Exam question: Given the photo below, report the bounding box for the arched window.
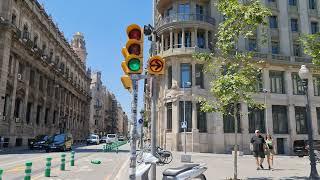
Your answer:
[33,34,39,49]
[11,12,17,25]
[22,24,29,40]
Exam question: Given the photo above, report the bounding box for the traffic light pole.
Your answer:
[129,77,138,180]
[150,76,157,180]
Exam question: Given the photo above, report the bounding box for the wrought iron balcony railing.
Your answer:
[156,14,215,28]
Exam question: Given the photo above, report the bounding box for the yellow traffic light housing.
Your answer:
[121,24,144,75]
[121,75,132,91]
[147,56,165,75]
[121,61,129,75]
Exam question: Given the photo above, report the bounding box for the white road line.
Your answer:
[114,157,130,180]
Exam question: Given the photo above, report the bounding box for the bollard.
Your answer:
[70,151,75,166]
[91,160,101,164]
[0,168,3,180]
[24,162,32,180]
[45,157,52,177]
[60,154,66,171]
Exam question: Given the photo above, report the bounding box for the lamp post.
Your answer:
[181,81,191,162]
[139,110,144,150]
[298,65,319,179]
[262,89,269,134]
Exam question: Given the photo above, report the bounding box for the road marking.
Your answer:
[113,157,129,180]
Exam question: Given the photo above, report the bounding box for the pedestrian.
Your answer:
[250,130,266,170]
[265,134,275,170]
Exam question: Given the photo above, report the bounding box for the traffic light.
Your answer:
[122,24,144,74]
[147,55,165,75]
[121,75,132,91]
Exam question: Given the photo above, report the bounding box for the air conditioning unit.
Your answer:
[2,116,6,121]
[15,118,20,123]
[17,73,22,80]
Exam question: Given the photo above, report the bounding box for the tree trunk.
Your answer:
[233,103,238,180]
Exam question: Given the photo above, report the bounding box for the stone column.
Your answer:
[41,78,48,132]
[205,30,209,49]
[288,104,296,153]
[169,29,173,50]
[9,59,19,143]
[172,100,179,151]
[192,63,196,88]
[161,34,164,53]
[298,0,310,34]
[241,103,250,154]
[262,68,270,91]
[285,69,293,95]
[182,28,185,48]
[174,31,178,48]
[194,27,198,48]
[22,67,30,125]
[192,102,200,152]
[278,0,291,56]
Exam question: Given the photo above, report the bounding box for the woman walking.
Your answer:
[265,134,275,170]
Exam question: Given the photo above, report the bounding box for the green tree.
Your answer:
[300,33,320,65]
[194,0,271,179]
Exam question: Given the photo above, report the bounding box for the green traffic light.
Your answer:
[128,58,140,71]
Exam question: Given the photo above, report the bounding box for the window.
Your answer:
[185,31,191,47]
[271,41,279,54]
[36,105,41,125]
[22,24,29,39]
[53,110,57,124]
[291,19,299,32]
[292,73,305,95]
[180,64,192,88]
[314,76,320,96]
[165,7,173,17]
[272,105,288,134]
[248,39,257,51]
[293,44,301,57]
[18,63,24,80]
[248,107,265,133]
[197,32,205,48]
[197,103,207,132]
[178,3,190,20]
[317,108,320,134]
[167,66,172,89]
[14,98,22,118]
[311,22,319,34]
[295,106,307,134]
[256,71,263,92]
[270,71,285,94]
[44,108,49,125]
[309,0,317,9]
[195,64,204,89]
[269,16,278,28]
[26,102,32,124]
[33,35,38,48]
[196,4,204,20]
[223,104,241,133]
[167,102,172,131]
[179,101,192,132]
[11,13,16,25]
[289,0,297,6]
[178,32,182,48]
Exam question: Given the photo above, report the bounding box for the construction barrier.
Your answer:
[24,162,32,180]
[60,154,66,171]
[102,141,127,152]
[45,157,52,177]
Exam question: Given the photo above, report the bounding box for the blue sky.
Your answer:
[38,0,153,115]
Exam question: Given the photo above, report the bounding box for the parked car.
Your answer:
[29,135,50,150]
[45,133,73,152]
[86,134,100,145]
[100,136,108,143]
[294,140,320,157]
[118,136,125,141]
[106,134,117,144]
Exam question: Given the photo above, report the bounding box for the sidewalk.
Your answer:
[117,150,315,180]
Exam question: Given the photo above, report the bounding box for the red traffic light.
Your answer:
[128,43,141,55]
[128,29,141,40]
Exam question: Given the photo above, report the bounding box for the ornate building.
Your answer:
[152,0,320,154]
[0,0,91,147]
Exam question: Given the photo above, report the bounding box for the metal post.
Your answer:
[263,89,269,134]
[129,77,138,180]
[150,76,157,180]
[303,80,320,179]
[183,83,186,154]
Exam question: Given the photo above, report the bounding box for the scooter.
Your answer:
[136,153,207,180]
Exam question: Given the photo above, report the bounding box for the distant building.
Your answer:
[0,0,91,147]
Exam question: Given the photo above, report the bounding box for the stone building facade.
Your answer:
[0,0,91,147]
[153,0,320,154]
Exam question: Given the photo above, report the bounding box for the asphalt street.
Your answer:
[0,143,130,180]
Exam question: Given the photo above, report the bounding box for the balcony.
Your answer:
[156,14,215,29]
[265,0,278,10]
[252,52,312,64]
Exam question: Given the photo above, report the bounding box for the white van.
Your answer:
[106,134,117,144]
[86,134,100,145]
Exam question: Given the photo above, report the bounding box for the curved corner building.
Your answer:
[152,0,320,155]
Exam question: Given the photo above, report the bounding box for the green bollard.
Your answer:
[91,160,101,164]
[45,157,52,177]
[70,151,75,166]
[60,154,66,171]
[0,168,3,180]
[103,144,106,152]
[24,162,32,180]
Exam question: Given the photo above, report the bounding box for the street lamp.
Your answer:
[140,110,144,149]
[182,81,191,161]
[298,65,319,179]
[262,89,269,134]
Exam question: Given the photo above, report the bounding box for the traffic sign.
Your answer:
[181,121,187,129]
[147,56,165,75]
[138,118,143,124]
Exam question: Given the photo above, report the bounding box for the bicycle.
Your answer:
[137,146,172,165]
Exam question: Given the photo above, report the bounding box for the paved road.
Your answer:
[0,143,130,180]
